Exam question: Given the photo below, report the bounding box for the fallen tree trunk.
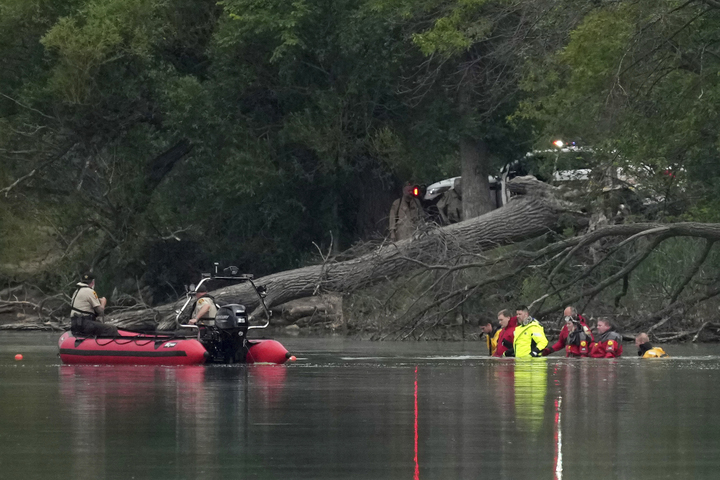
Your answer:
[110,176,586,329]
[7,175,720,336]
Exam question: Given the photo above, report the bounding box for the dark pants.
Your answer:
[71,316,119,337]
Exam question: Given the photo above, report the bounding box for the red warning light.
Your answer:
[412,186,420,197]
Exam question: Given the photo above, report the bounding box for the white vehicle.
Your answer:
[424,175,505,209]
[423,145,597,212]
[421,143,666,216]
[424,176,461,201]
[552,169,591,182]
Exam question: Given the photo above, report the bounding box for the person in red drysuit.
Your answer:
[493,309,517,357]
[541,306,594,357]
[589,318,623,358]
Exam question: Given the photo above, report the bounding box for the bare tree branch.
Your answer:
[0,92,55,120]
[668,238,715,304]
[536,233,671,318]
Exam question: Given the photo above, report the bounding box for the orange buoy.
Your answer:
[14,354,23,361]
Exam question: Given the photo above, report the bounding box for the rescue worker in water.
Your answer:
[480,319,501,356]
[511,306,548,357]
[494,309,517,357]
[589,318,623,358]
[635,333,669,358]
[542,306,593,357]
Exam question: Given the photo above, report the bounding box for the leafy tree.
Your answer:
[519,0,720,220]
[0,0,217,290]
[367,0,570,218]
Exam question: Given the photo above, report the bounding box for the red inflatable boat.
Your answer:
[59,266,296,366]
[58,330,292,365]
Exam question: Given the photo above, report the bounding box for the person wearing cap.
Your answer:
[512,305,548,358]
[189,284,217,325]
[494,309,517,357]
[389,182,423,241]
[70,273,118,336]
[541,306,593,357]
[589,318,623,358]
[480,318,502,356]
[635,333,669,358]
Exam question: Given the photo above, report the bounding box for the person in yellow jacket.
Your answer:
[635,333,669,358]
[513,306,548,357]
[480,320,502,356]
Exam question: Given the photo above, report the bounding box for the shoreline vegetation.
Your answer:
[1,315,712,346]
[3,280,719,344]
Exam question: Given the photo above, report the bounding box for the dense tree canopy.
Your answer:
[519,0,720,220]
[1,0,719,314]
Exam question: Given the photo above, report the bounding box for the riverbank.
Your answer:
[2,285,718,343]
[0,313,706,347]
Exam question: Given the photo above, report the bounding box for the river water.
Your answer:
[0,332,718,479]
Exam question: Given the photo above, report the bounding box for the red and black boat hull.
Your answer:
[58,331,291,365]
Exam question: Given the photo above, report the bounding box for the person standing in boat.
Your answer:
[189,284,217,325]
[635,333,669,358]
[512,306,548,358]
[70,272,118,336]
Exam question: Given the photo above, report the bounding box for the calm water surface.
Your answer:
[0,332,719,479]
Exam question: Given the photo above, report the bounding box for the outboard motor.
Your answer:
[215,304,249,332]
[205,304,249,363]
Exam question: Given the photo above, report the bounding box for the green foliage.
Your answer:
[626,237,720,314]
[40,0,167,103]
[221,0,317,62]
[0,203,54,268]
[519,1,720,215]
[519,275,546,307]
[559,7,634,97]
[413,14,478,57]
[2,0,720,309]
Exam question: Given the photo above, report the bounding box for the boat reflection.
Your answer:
[57,364,288,480]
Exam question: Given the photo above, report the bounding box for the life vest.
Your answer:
[638,342,669,358]
[565,328,592,357]
[590,331,624,358]
[486,327,501,356]
[494,317,518,357]
[642,347,668,358]
[548,316,593,354]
